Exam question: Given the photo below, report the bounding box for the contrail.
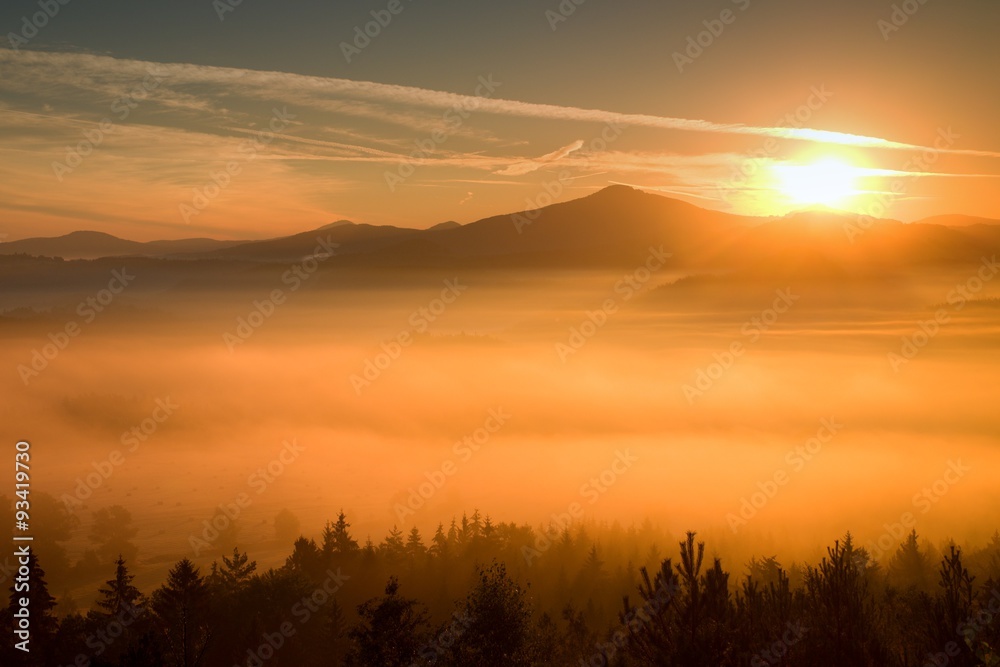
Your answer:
[498,140,586,175]
[4,50,1000,159]
[224,127,404,158]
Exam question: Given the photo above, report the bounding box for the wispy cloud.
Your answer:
[497,140,585,175]
[0,48,997,237]
[4,50,999,157]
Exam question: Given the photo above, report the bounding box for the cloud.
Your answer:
[4,50,999,158]
[497,140,585,176]
[223,127,405,159]
[1,48,998,236]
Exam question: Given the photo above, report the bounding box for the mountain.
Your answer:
[289,185,759,269]
[0,230,242,260]
[164,185,756,267]
[706,207,1000,274]
[3,186,999,271]
[428,221,462,231]
[423,185,754,264]
[917,214,1000,227]
[411,186,999,270]
[195,221,423,262]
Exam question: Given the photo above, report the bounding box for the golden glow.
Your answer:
[773,158,860,208]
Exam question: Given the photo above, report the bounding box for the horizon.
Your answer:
[2,0,1000,242]
[3,185,997,244]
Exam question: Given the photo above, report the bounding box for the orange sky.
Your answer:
[1,2,998,241]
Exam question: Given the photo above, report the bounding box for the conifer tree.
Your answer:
[211,547,257,593]
[382,525,406,562]
[348,577,427,666]
[405,526,426,560]
[429,523,449,560]
[95,555,145,618]
[89,555,147,665]
[448,561,534,666]
[151,558,212,667]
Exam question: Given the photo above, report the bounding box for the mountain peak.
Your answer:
[786,204,852,216]
[428,220,462,231]
[318,220,355,230]
[778,207,861,226]
[590,184,643,199]
[60,230,126,241]
[584,184,699,211]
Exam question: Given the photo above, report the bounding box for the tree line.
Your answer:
[2,504,1000,666]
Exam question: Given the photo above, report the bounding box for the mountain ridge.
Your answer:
[2,186,998,269]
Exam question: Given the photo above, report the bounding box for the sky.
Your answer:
[1,0,998,241]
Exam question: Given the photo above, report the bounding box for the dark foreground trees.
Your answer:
[151,558,212,667]
[347,576,428,666]
[3,513,1000,666]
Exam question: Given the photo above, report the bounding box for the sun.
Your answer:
[773,158,860,208]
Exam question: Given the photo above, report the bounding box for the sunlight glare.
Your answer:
[773,158,860,208]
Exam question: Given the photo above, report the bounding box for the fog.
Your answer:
[2,263,999,602]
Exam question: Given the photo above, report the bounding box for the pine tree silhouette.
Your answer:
[347,576,428,667]
[211,547,257,593]
[888,529,933,593]
[88,555,147,665]
[448,561,535,666]
[804,534,887,666]
[324,510,360,560]
[934,545,977,666]
[94,554,145,618]
[405,526,427,561]
[151,559,212,667]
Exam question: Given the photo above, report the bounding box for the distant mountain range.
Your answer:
[2,186,998,270]
[0,230,242,261]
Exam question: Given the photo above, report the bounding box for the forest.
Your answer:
[2,497,1000,666]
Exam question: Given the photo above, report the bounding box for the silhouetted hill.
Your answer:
[917,213,1000,227]
[418,185,754,266]
[428,220,462,231]
[702,207,1000,273]
[4,187,999,271]
[184,187,1000,270]
[194,221,422,262]
[0,230,242,260]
